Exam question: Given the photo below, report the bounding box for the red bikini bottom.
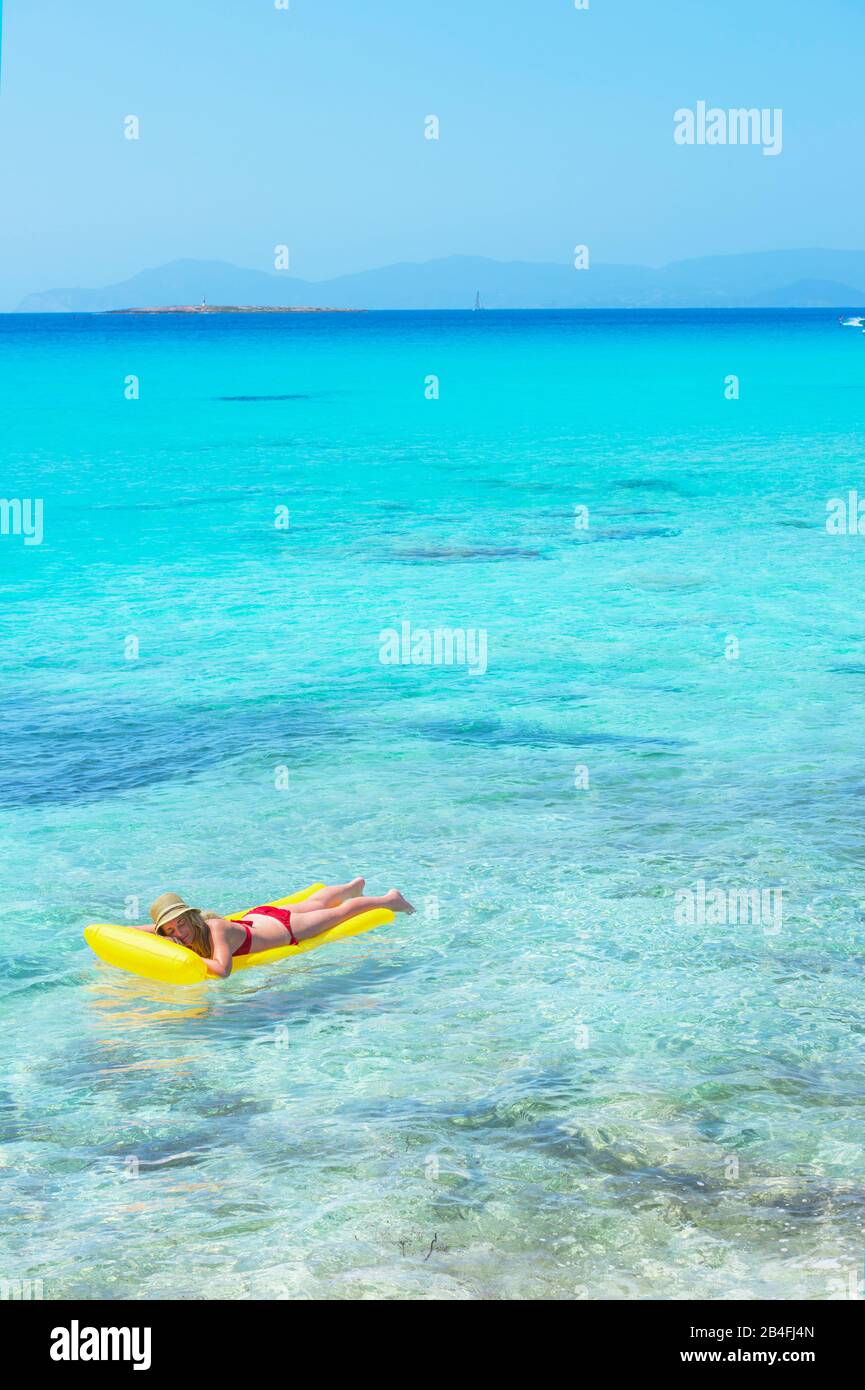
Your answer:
[233,904,298,957]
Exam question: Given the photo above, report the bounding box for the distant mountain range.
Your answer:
[16,250,865,312]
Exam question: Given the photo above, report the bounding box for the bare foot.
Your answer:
[345,877,365,900]
[385,889,415,915]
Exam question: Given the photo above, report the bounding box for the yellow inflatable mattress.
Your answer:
[84,883,395,985]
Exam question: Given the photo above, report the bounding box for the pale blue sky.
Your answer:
[0,0,863,307]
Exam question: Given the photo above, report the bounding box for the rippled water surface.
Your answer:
[2,310,864,1299]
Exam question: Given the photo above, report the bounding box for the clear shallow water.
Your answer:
[1,309,865,1300]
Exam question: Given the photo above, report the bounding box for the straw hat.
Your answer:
[150,892,194,932]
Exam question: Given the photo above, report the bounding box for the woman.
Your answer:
[136,879,414,977]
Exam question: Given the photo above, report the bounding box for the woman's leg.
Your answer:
[291,890,415,942]
[292,879,365,913]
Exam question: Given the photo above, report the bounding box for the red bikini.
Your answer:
[231,904,299,958]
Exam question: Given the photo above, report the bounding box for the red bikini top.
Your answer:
[231,922,254,958]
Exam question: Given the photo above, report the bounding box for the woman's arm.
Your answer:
[127,922,157,933]
[199,919,233,978]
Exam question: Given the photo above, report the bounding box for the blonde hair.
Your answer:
[158,908,213,958]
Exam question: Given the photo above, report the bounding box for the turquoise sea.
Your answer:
[2,308,865,1300]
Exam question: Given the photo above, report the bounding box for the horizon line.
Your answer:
[6,306,864,317]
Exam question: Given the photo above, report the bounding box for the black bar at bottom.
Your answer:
[0,1297,857,1373]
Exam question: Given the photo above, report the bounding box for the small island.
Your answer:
[105,304,363,315]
